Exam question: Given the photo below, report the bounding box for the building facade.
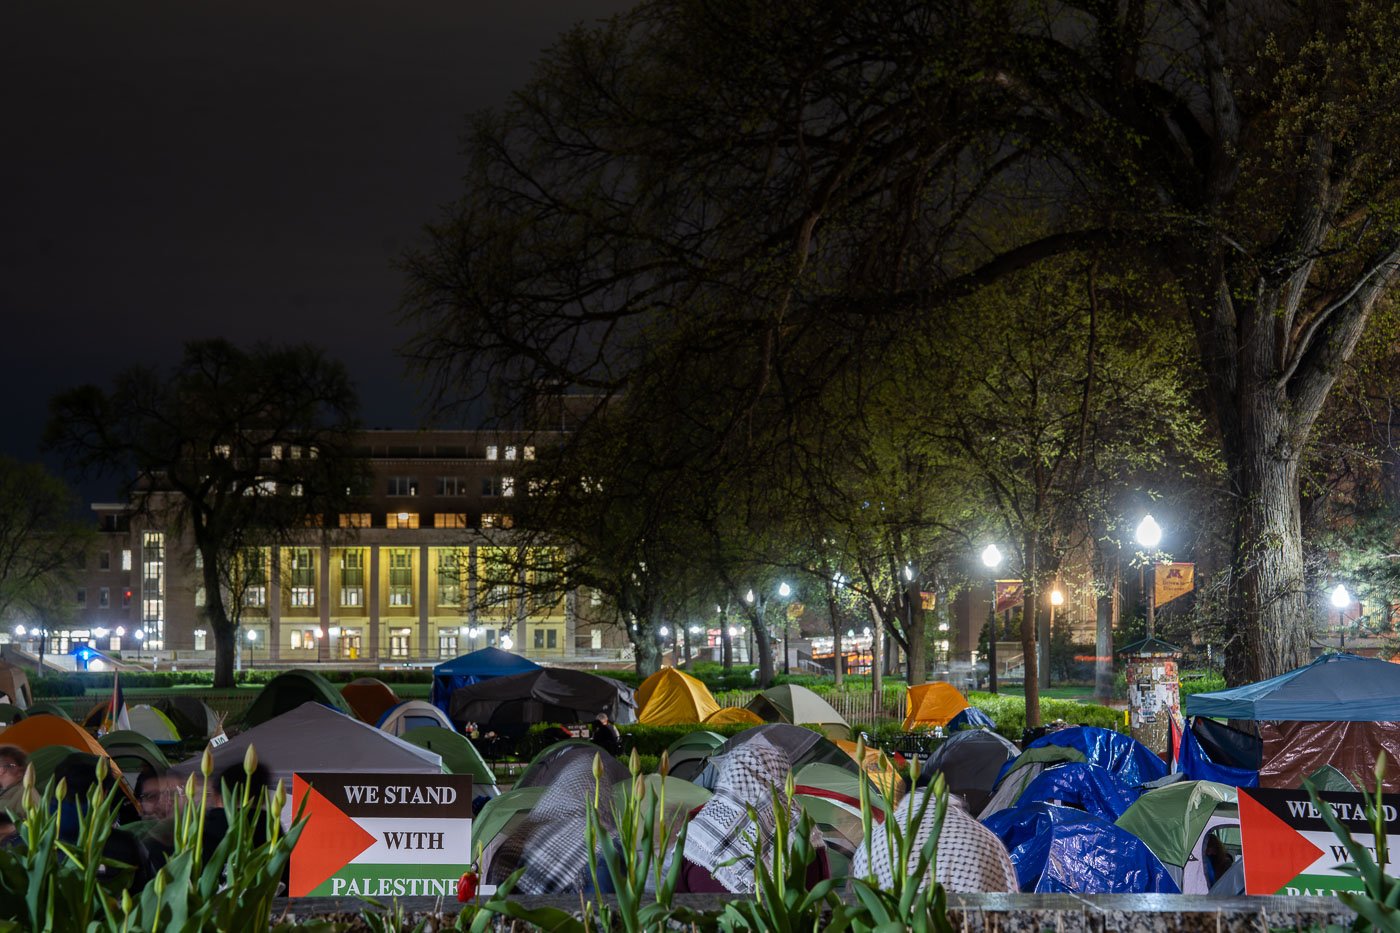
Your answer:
[53,429,630,667]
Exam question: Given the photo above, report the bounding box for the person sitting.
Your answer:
[675,743,829,893]
[590,713,622,757]
[53,754,155,890]
[0,745,33,843]
[852,789,1017,893]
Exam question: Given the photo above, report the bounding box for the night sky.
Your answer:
[1,0,634,498]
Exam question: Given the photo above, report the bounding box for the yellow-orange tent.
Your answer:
[902,682,970,730]
[835,739,904,801]
[703,706,764,727]
[637,668,720,725]
[0,714,132,799]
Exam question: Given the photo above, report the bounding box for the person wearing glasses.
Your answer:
[0,745,31,829]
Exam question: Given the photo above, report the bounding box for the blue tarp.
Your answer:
[947,707,996,732]
[1179,720,1259,787]
[1184,653,1400,722]
[1016,763,1141,822]
[431,648,542,713]
[996,726,1169,789]
[981,802,1180,894]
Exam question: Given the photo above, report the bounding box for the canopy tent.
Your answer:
[635,668,720,725]
[746,685,849,741]
[1014,763,1141,823]
[901,682,970,730]
[921,727,1020,813]
[170,702,443,803]
[703,707,763,728]
[377,700,456,736]
[1185,653,1400,790]
[982,802,1180,894]
[398,726,498,794]
[341,678,400,724]
[997,726,1169,789]
[1115,780,1240,894]
[155,695,223,740]
[448,668,637,731]
[431,648,542,714]
[240,669,354,727]
[0,662,32,709]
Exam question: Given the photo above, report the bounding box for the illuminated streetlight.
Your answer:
[778,582,791,597]
[1136,515,1165,637]
[501,634,514,650]
[980,545,1003,694]
[1332,584,1352,650]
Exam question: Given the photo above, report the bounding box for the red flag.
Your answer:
[994,580,1024,614]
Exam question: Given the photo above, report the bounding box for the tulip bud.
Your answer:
[55,778,67,803]
[121,890,133,915]
[855,736,867,761]
[658,749,670,778]
[21,763,34,794]
[95,756,109,784]
[201,745,214,778]
[909,750,922,784]
[592,753,604,783]
[629,748,641,776]
[184,773,197,801]
[1378,752,1388,783]
[244,744,258,776]
[272,779,287,813]
[784,769,796,802]
[633,773,644,801]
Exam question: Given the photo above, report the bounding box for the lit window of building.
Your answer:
[121,550,132,571]
[523,446,535,460]
[388,549,413,606]
[481,513,514,529]
[340,550,364,607]
[505,445,517,460]
[387,512,420,530]
[485,445,498,460]
[339,513,372,528]
[502,476,515,497]
[434,513,468,528]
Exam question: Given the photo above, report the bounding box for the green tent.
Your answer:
[240,669,354,727]
[746,685,849,741]
[399,726,497,790]
[1305,764,1359,793]
[664,730,726,757]
[515,739,605,788]
[98,730,171,778]
[473,785,546,854]
[792,762,887,847]
[1114,780,1237,893]
[0,704,25,726]
[25,701,73,721]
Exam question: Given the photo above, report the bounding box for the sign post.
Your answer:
[290,772,474,899]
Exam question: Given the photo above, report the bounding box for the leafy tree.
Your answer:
[404,0,1400,685]
[44,340,366,687]
[0,458,92,631]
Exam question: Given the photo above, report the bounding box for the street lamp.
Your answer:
[777,582,792,674]
[134,628,144,662]
[981,545,1003,694]
[1045,589,1064,689]
[1136,515,1163,638]
[1331,584,1351,650]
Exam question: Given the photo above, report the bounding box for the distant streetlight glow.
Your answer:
[778,582,791,597]
[1050,590,1064,606]
[501,634,514,650]
[1331,584,1351,608]
[904,565,913,581]
[246,630,257,642]
[745,589,755,603]
[1136,514,1162,548]
[660,626,670,637]
[981,545,1002,569]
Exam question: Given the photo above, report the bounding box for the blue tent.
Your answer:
[946,707,996,732]
[1015,763,1141,822]
[1185,653,1400,722]
[1178,722,1258,787]
[431,648,542,713]
[982,802,1180,894]
[995,726,1169,789]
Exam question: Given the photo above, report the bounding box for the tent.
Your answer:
[240,669,354,727]
[448,668,637,731]
[1013,763,1140,822]
[982,802,1180,894]
[946,707,997,733]
[0,662,33,709]
[979,746,1088,820]
[1114,780,1240,894]
[663,731,727,779]
[127,705,182,745]
[431,648,542,714]
[901,682,970,730]
[377,700,456,736]
[399,726,498,795]
[341,678,400,724]
[474,786,547,854]
[746,684,849,741]
[635,668,719,725]
[685,723,857,790]
[170,702,443,804]
[703,707,763,728]
[26,701,73,721]
[996,726,1169,789]
[1185,653,1400,790]
[98,730,171,773]
[515,739,612,788]
[834,739,904,801]
[0,714,124,787]
[921,727,1020,813]
[0,704,25,726]
[155,695,223,740]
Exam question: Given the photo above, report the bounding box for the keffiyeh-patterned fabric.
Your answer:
[486,746,629,893]
[852,791,1018,893]
[682,742,798,892]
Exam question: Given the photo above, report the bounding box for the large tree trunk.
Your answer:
[1224,393,1312,684]
[633,632,661,677]
[720,601,733,670]
[904,584,927,687]
[751,605,774,686]
[1020,532,1042,730]
[826,585,843,688]
[202,557,237,688]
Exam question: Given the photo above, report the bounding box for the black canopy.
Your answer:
[448,667,637,730]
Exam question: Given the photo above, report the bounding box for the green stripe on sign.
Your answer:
[312,863,471,899]
[1274,873,1366,896]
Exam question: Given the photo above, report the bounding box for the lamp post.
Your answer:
[1331,584,1351,650]
[1136,515,1163,639]
[778,582,792,674]
[1045,589,1063,689]
[981,545,1002,694]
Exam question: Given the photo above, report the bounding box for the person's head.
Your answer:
[137,774,180,820]
[0,746,27,791]
[596,713,610,726]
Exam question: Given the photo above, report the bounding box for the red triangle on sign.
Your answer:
[289,775,378,897]
[1238,790,1326,894]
